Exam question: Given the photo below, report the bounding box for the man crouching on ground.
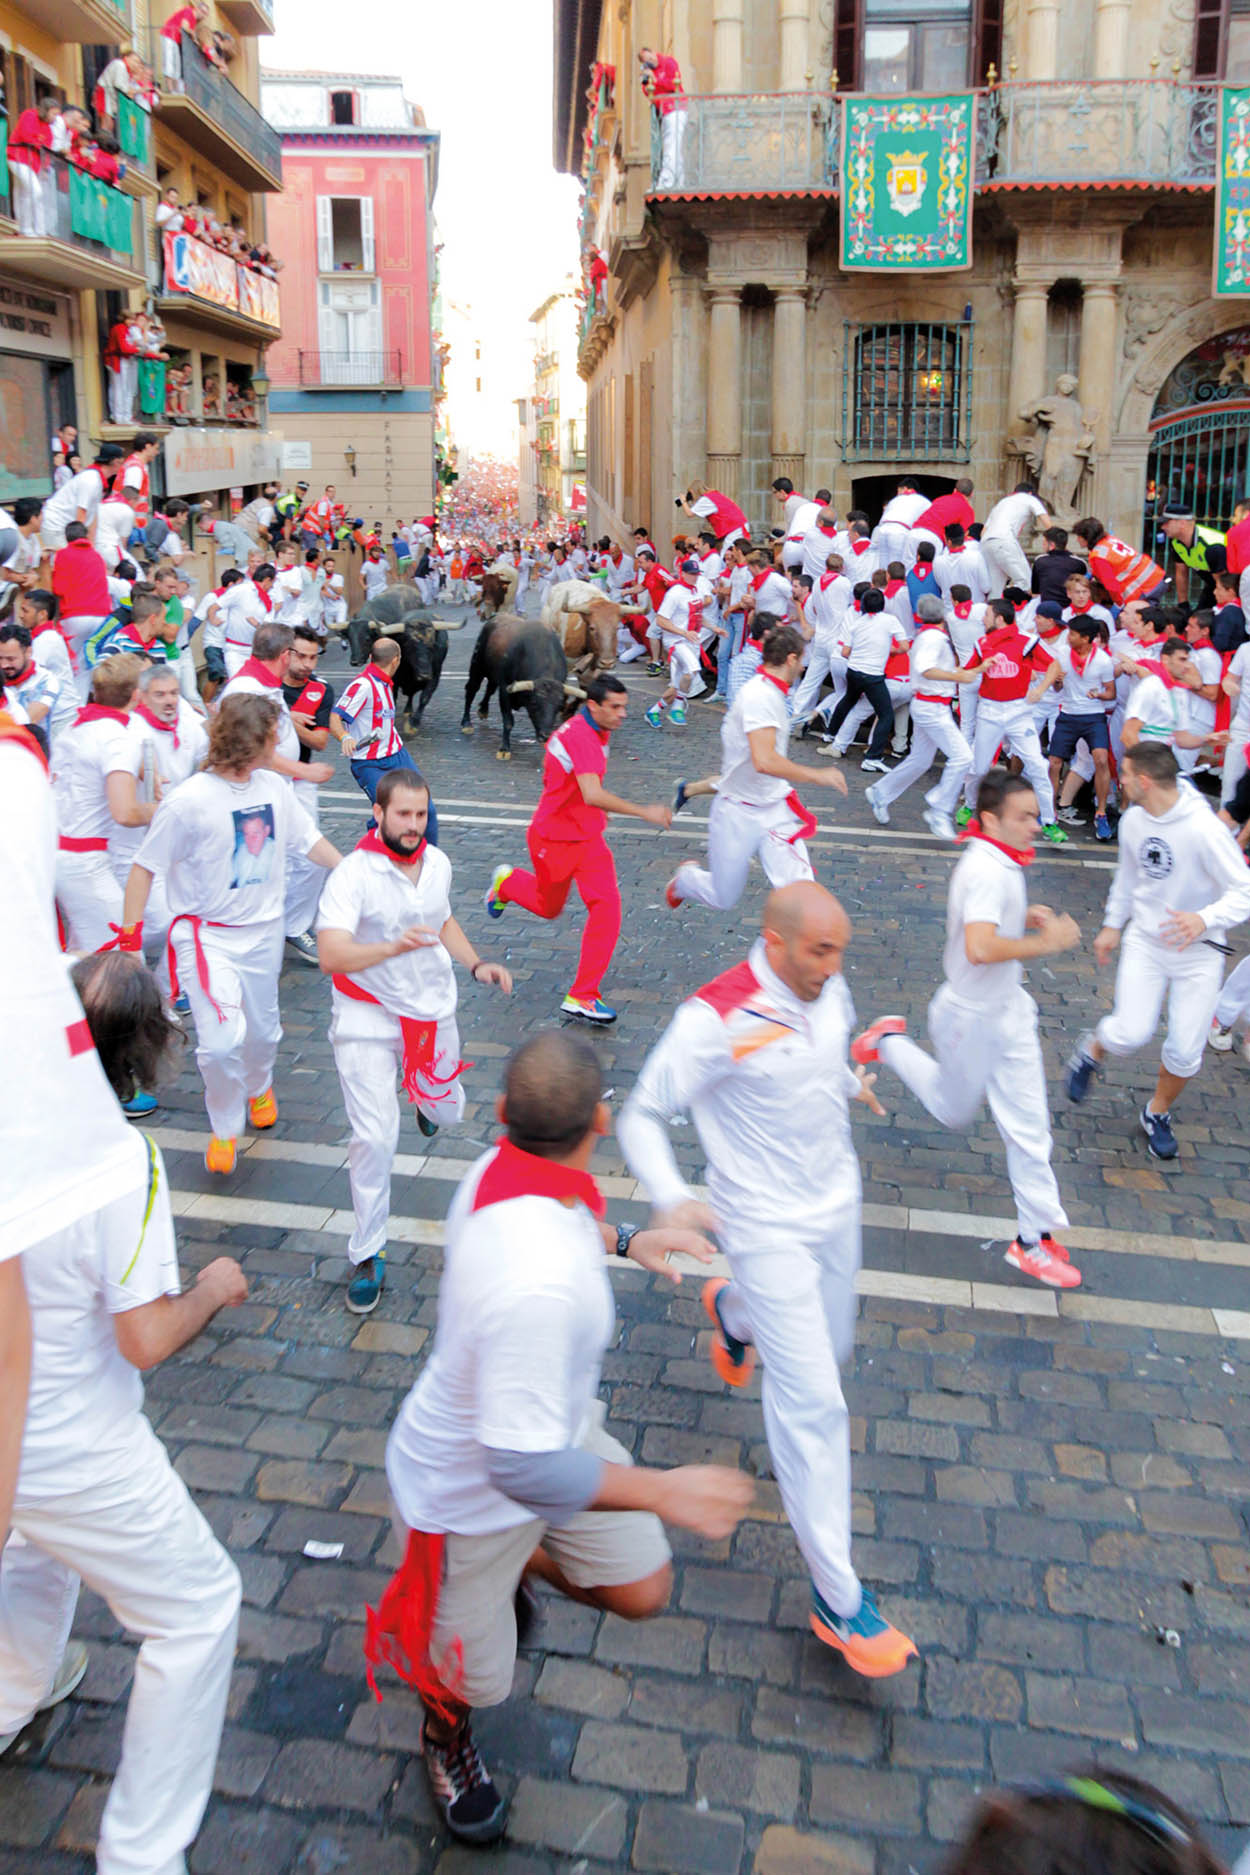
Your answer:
[369,1028,754,1843]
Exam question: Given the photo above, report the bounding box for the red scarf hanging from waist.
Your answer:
[364,1528,464,1723]
[784,791,817,845]
[166,914,229,1021]
[332,974,468,1108]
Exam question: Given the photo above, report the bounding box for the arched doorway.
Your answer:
[1142,327,1250,551]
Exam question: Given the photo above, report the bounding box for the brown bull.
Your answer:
[540,578,646,677]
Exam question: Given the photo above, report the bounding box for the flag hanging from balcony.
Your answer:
[840,94,974,273]
[1215,87,1250,294]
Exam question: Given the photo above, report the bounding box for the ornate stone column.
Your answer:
[770,287,807,486]
[713,0,744,93]
[1007,280,1049,428]
[779,0,809,90]
[706,287,743,497]
[1092,0,1131,77]
[1023,0,1059,79]
[1078,282,1120,510]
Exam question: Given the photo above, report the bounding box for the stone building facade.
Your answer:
[556,0,1250,559]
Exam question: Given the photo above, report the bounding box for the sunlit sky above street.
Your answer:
[263,0,582,451]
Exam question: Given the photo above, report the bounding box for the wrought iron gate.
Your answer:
[1142,406,1250,553]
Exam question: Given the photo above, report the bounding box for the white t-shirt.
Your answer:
[1188,643,1222,737]
[842,610,897,676]
[1049,640,1115,716]
[784,499,821,543]
[363,559,390,600]
[136,768,318,926]
[386,1148,616,1534]
[1126,673,1189,743]
[220,579,268,652]
[1227,640,1250,736]
[111,701,209,870]
[657,582,701,647]
[221,669,299,766]
[946,602,986,665]
[195,586,228,651]
[52,712,133,840]
[880,492,928,528]
[800,525,842,583]
[935,544,989,604]
[42,468,107,536]
[753,569,793,621]
[944,837,1028,1007]
[718,670,791,806]
[271,566,304,623]
[18,1131,180,1491]
[318,843,457,1034]
[909,626,959,700]
[983,492,1047,544]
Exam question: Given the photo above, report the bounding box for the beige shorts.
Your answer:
[401,1411,671,1710]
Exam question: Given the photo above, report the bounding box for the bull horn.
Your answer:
[431,616,466,630]
[618,604,647,616]
[563,682,588,699]
[373,622,405,637]
[507,679,535,694]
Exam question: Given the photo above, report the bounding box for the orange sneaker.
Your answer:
[205,1136,237,1175]
[1004,1235,1081,1289]
[248,1089,278,1129]
[702,1277,755,1388]
[850,1016,906,1066]
[810,1584,918,1678]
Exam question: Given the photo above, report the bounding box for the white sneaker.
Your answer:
[865,785,890,826]
[0,1642,88,1757]
[1210,1020,1234,1053]
[924,808,957,842]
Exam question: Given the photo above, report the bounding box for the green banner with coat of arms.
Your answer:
[840,93,975,272]
[1215,86,1250,294]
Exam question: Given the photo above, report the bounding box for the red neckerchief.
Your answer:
[29,620,59,639]
[758,668,789,697]
[850,538,872,555]
[958,820,1034,867]
[1067,602,1092,616]
[364,660,394,692]
[750,569,770,591]
[470,1137,605,1218]
[1068,643,1094,677]
[819,570,843,591]
[954,601,972,619]
[6,662,36,686]
[817,524,837,537]
[356,826,426,866]
[134,699,179,747]
[74,703,129,728]
[885,578,905,597]
[1190,634,1213,649]
[235,656,282,690]
[255,584,272,613]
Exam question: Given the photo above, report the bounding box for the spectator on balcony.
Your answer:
[639,46,687,189]
[54,450,82,494]
[72,131,127,188]
[7,96,56,237]
[49,103,90,160]
[202,374,222,420]
[193,21,230,72]
[160,0,208,85]
[95,49,148,131]
[165,360,192,423]
[104,312,144,427]
[51,422,78,473]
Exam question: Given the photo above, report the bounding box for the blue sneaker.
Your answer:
[560,994,617,1024]
[810,1583,917,1678]
[673,778,689,816]
[1065,1034,1100,1104]
[1140,1105,1178,1161]
[483,864,512,919]
[669,701,687,726]
[122,1091,158,1118]
[172,991,191,1017]
[1094,813,1113,841]
[346,1249,386,1315]
[417,1109,439,1138]
[644,703,663,729]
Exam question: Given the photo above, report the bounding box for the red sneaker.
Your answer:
[665,876,683,910]
[850,1016,906,1065]
[1004,1237,1082,1289]
[702,1278,755,1388]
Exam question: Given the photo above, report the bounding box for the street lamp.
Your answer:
[344,443,358,477]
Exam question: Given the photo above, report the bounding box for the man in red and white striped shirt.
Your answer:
[331,636,438,838]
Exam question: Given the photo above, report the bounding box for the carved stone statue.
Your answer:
[1009,374,1097,527]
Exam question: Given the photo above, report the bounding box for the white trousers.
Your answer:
[791,639,845,723]
[174,917,283,1138]
[56,848,122,952]
[0,1416,240,1875]
[715,1214,861,1615]
[832,676,913,754]
[657,108,687,187]
[10,162,47,236]
[964,701,1056,821]
[958,679,980,751]
[285,783,325,938]
[96,501,137,573]
[223,642,251,681]
[672,792,813,910]
[883,985,1068,1240]
[1221,735,1249,808]
[1096,928,1224,1081]
[1215,953,1250,1029]
[872,699,971,816]
[333,1020,466,1263]
[980,534,1030,597]
[871,521,913,570]
[108,361,137,427]
[667,639,700,687]
[62,615,109,699]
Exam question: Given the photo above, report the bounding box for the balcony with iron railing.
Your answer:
[644,78,1221,196]
[297,350,404,388]
[0,147,144,293]
[141,29,282,192]
[154,227,281,339]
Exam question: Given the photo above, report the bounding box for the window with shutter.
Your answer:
[316,194,333,273]
[973,0,1003,79]
[1193,0,1226,75]
[360,195,375,272]
[833,0,864,89]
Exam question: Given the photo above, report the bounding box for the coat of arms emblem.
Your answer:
[885,151,927,217]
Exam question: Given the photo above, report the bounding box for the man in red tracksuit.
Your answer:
[483,675,671,1024]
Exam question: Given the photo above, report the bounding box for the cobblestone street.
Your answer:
[5,625,1250,1875]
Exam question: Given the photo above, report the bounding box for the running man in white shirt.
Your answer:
[220,563,278,679]
[1028,615,1118,838]
[980,483,1049,596]
[317,768,512,1317]
[864,594,979,839]
[856,770,1083,1289]
[821,587,906,771]
[110,660,208,987]
[644,559,713,729]
[665,625,847,911]
[119,693,341,1174]
[619,882,917,1678]
[373,1030,752,1843]
[53,654,159,951]
[1066,741,1250,1160]
[0,950,245,1867]
[1119,635,1218,777]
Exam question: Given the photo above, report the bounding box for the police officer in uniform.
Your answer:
[273,482,309,546]
[1160,502,1227,608]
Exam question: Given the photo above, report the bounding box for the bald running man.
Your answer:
[618,883,917,1678]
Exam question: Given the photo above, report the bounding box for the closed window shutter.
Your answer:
[833,0,864,90]
[1193,0,1226,76]
[360,194,375,272]
[316,194,333,272]
[973,0,1004,80]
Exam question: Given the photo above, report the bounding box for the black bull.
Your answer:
[346,593,456,732]
[460,616,587,758]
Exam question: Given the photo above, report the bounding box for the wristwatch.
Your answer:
[615,1223,638,1259]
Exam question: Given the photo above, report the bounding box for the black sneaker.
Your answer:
[421,1718,507,1843]
[1140,1105,1179,1161]
[417,1109,439,1138]
[1065,1034,1099,1104]
[515,1576,543,1650]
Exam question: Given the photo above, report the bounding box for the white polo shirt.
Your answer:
[52,711,133,841]
[318,842,457,1035]
[943,837,1028,1008]
[386,1146,615,1535]
[718,670,792,806]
